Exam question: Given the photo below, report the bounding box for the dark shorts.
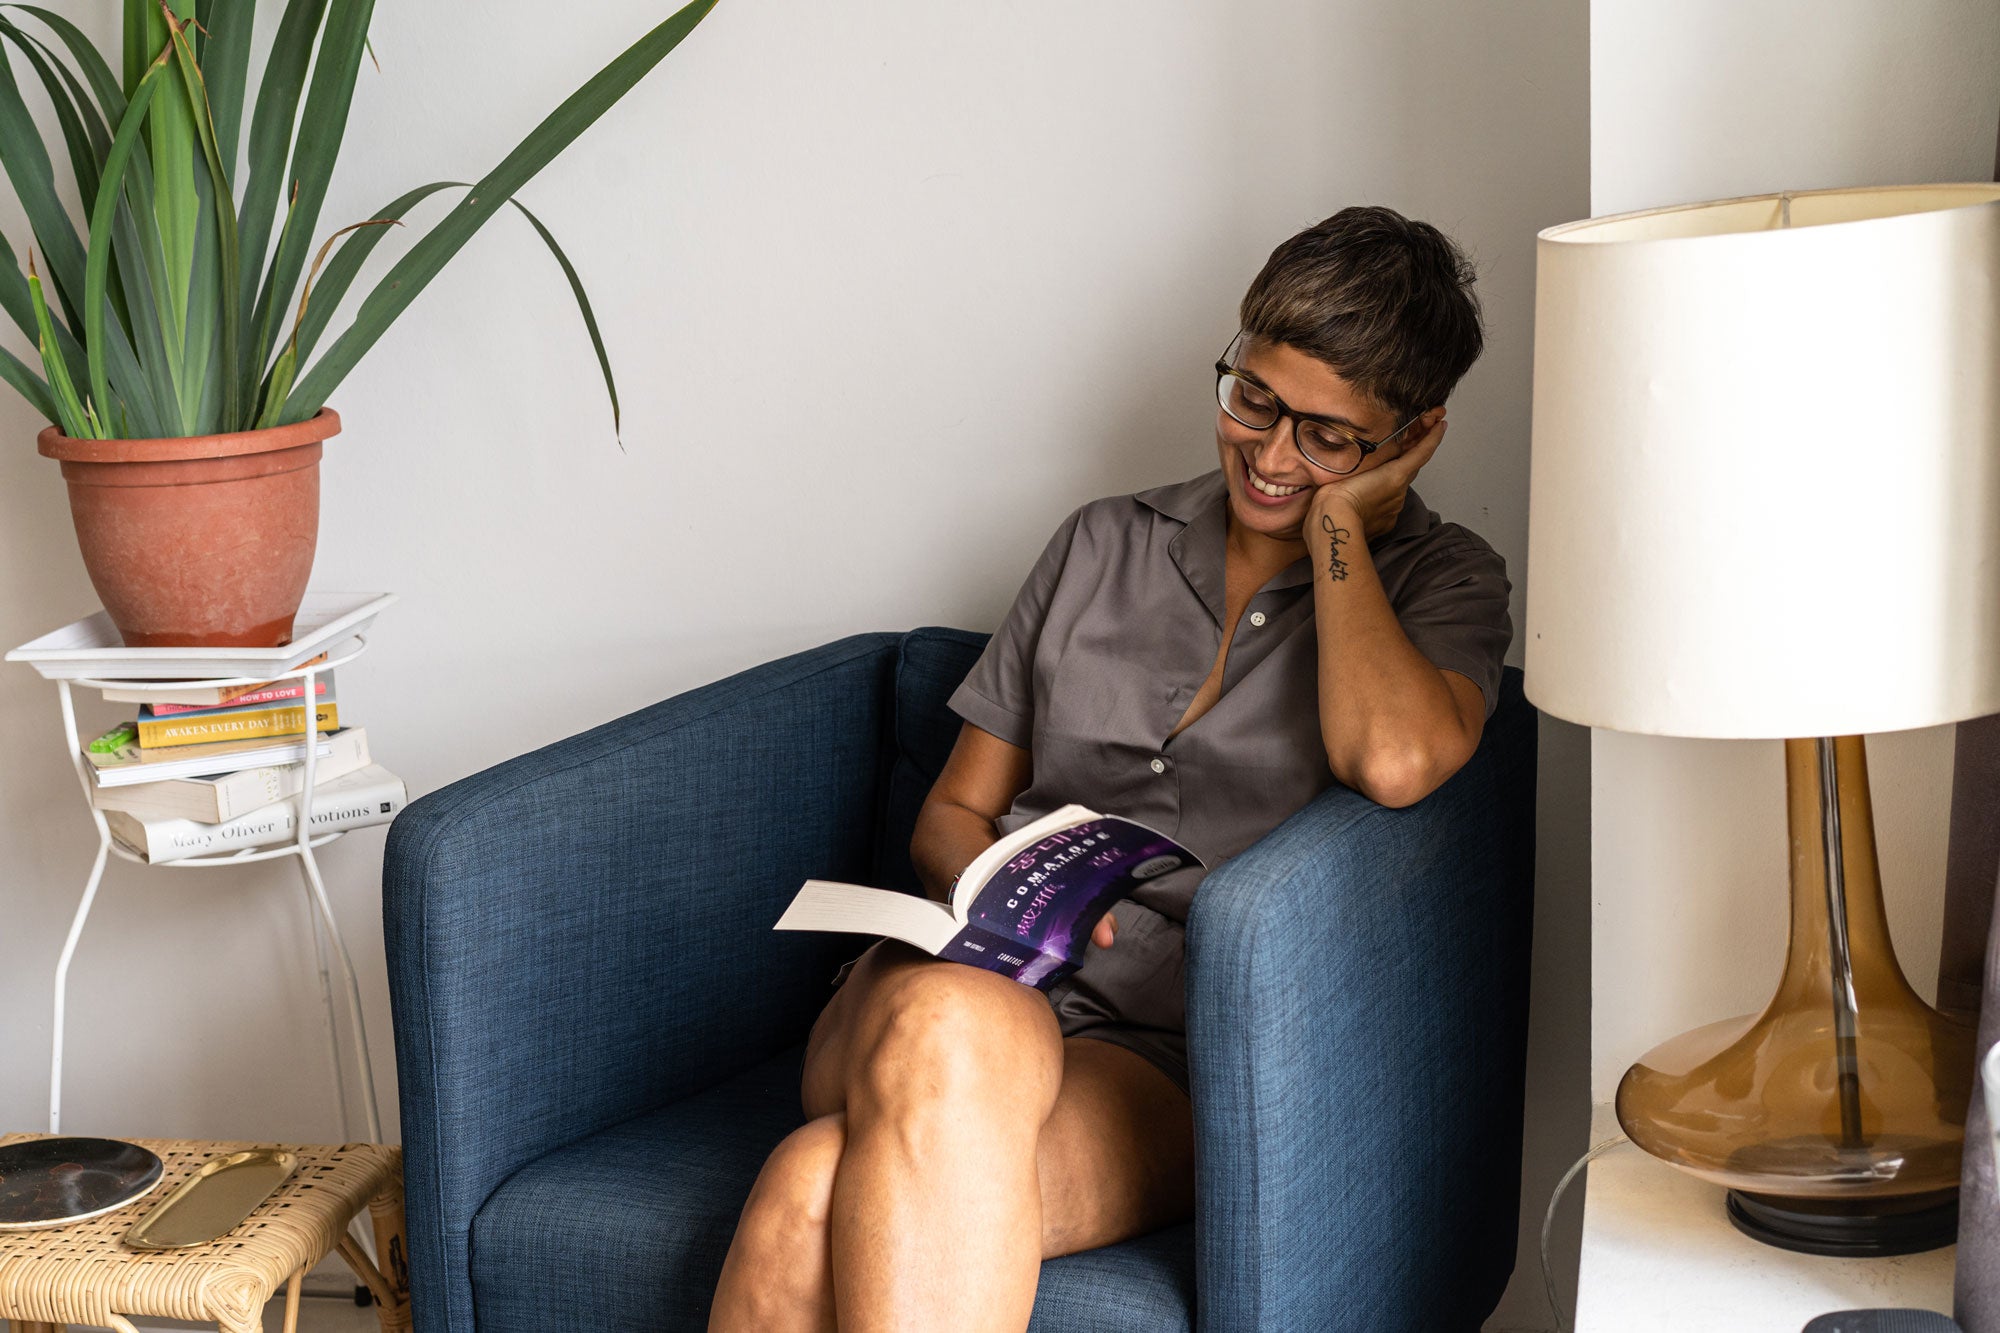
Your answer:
[828,899,1190,1097]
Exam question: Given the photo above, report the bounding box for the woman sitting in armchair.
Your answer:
[708,205,1513,1332]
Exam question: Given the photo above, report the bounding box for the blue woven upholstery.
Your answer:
[383,627,1536,1332]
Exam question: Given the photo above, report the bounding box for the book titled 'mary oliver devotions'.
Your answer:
[775,805,1202,990]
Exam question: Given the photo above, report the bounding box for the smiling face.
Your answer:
[1215,336,1405,543]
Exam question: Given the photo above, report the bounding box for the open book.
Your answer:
[774,804,1202,989]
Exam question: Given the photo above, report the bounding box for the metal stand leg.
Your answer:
[286,662,382,1144]
[49,832,110,1135]
[295,837,384,1143]
[302,866,356,1141]
[50,679,111,1135]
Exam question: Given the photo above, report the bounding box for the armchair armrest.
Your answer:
[381,632,899,1333]
[1185,672,1536,1332]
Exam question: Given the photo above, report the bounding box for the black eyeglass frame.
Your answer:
[1213,334,1424,475]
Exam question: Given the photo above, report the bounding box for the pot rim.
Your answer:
[37,406,341,464]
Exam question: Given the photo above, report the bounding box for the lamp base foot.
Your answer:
[1725,1188,1958,1257]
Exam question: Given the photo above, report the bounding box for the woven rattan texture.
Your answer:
[0,1136,401,1333]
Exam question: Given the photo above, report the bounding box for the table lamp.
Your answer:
[1526,183,2000,1255]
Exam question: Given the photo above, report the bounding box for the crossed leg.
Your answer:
[707,940,1195,1333]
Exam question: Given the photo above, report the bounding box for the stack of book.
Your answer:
[81,653,407,863]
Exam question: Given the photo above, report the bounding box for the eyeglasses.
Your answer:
[1213,333,1422,475]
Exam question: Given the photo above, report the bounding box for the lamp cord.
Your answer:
[1541,1134,1629,1333]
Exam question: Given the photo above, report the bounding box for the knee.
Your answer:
[851,967,1061,1118]
[734,1115,846,1264]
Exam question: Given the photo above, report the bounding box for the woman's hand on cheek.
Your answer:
[1310,411,1446,543]
[1091,910,1118,950]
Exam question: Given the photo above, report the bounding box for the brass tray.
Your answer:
[123,1148,297,1250]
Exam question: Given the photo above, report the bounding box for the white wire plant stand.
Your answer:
[9,600,392,1145]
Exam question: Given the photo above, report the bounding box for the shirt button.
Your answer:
[1249,611,1267,627]
[1150,758,1167,774]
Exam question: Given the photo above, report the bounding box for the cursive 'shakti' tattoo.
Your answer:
[1319,514,1352,582]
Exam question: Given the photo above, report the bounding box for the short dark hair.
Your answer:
[1238,206,1484,421]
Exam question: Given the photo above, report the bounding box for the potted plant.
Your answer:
[6,0,717,645]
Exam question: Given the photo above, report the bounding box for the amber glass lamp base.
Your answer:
[1615,736,1978,1256]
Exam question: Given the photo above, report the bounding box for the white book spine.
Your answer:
[91,728,371,823]
[108,765,408,864]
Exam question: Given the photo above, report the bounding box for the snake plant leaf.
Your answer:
[161,9,240,429]
[506,196,620,443]
[0,230,57,421]
[120,0,147,99]
[3,29,108,159]
[0,330,55,421]
[0,20,182,422]
[184,169,218,430]
[246,0,371,402]
[0,225,80,381]
[288,180,452,363]
[146,2,195,368]
[0,41,88,328]
[0,24,97,210]
[254,332,294,431]
[1,11,173,393]
[13,18,186,428]
[5,7,125,128]
[254,214,394,428]
[31,261,91,437]
[284,0,718,425]
[282,182,620,438]
[233,0,326,403]
[0,24,94,364]
[103,113,183,425]
[196,0,252,177]
[84,47,169,426]
[119,202,182,426]
[0,35,160,435]
[0,20,163,406]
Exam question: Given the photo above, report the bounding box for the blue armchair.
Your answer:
[382,626,1537,1332]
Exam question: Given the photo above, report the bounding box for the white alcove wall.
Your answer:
[0,2,1588,1327]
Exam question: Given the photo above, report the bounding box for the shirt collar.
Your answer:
[1139,466,1435,599]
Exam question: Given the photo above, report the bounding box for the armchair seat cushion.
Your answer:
[467,1041,1195,1333]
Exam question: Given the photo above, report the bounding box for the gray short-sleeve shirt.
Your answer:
[947,465,1513,925]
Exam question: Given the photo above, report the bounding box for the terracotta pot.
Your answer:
[37,409,341,647]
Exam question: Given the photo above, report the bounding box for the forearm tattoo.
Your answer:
[1319,514,1352,582]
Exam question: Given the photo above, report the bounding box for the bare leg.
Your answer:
[711,1030,1196,1330]
[827,958,1063,1333]
[709,1113,846,1333]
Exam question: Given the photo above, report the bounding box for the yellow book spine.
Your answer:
[135,702,339,749]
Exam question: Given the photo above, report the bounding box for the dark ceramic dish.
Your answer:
[0,1137,164,1229]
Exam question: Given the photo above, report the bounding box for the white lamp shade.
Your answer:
[1525,184,2000,738]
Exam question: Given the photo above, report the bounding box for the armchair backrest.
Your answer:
[870,630,1538,909]
[868,627,988,897]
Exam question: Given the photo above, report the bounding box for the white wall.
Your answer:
[1586,0,2000,1101]
[0,1,1588,1327]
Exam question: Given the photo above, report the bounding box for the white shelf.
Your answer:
[1575,1104,1956,1332]
[6,591,395,679]
[10,599,391,1145]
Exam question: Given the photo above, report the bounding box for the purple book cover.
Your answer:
[941,817,1201,990]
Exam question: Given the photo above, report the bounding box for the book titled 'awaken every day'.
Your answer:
[134,680,339,748]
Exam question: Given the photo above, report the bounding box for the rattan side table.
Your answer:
[0,1136,409,1333]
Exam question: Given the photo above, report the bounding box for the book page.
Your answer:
[777,881,961,955]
